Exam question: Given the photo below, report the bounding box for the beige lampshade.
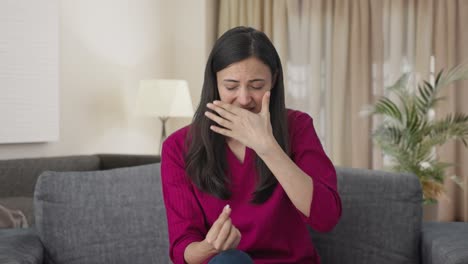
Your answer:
[136,79,194,117]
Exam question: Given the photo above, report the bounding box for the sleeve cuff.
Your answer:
[171,234,204,264]
[309,180,341,232]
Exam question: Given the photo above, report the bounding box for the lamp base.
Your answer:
[159,116,169,154]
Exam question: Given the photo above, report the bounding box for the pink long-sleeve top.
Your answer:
[161,109,342,264]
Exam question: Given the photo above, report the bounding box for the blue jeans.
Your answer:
[208,249,254,264]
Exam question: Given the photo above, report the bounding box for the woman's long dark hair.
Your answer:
[185,26,289,204]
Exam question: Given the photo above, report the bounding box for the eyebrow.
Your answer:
[223,79,266,83]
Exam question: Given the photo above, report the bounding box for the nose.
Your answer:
[237,87,252,106]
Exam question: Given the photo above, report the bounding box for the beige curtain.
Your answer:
[285,0,326,145]
[286,0,373,168]
[432,0,468,221]
[217,0,468,221]
[217,0,289,66]
[330,0,373,168]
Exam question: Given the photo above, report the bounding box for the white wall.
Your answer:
[162,0,217,134]
[0,0,216,159]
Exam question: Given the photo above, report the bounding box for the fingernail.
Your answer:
[213,100,220,105]
[224,204,230,211]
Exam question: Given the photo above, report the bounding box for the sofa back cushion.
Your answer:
[309,167,422,264]
[0,155,101,198]
[34,163,169,264]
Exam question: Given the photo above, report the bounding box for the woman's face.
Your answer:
[216,57,273,113]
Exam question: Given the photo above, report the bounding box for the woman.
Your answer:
[161,26,341,264]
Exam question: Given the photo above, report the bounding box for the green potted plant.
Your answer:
[364,64,468,204]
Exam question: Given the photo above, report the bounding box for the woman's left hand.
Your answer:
[205,91,275,155]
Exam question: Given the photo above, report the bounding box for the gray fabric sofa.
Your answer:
[1,154,468,264]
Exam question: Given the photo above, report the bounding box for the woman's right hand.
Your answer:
[204,205,241,252]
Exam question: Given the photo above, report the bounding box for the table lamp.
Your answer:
[136,79,194,153]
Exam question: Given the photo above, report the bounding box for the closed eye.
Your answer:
[250,80,265,90]
[225,86,238,91]
[223,79,239,91]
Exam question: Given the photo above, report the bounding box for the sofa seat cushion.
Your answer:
[0,228,43,263]
[422,222,468,264]
[34,163,169,264]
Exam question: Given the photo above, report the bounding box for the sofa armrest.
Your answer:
[0,228,43,264]
[97,154,160,170]
[422,221,468,264]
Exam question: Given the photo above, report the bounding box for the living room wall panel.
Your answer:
[0,0,59,144]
